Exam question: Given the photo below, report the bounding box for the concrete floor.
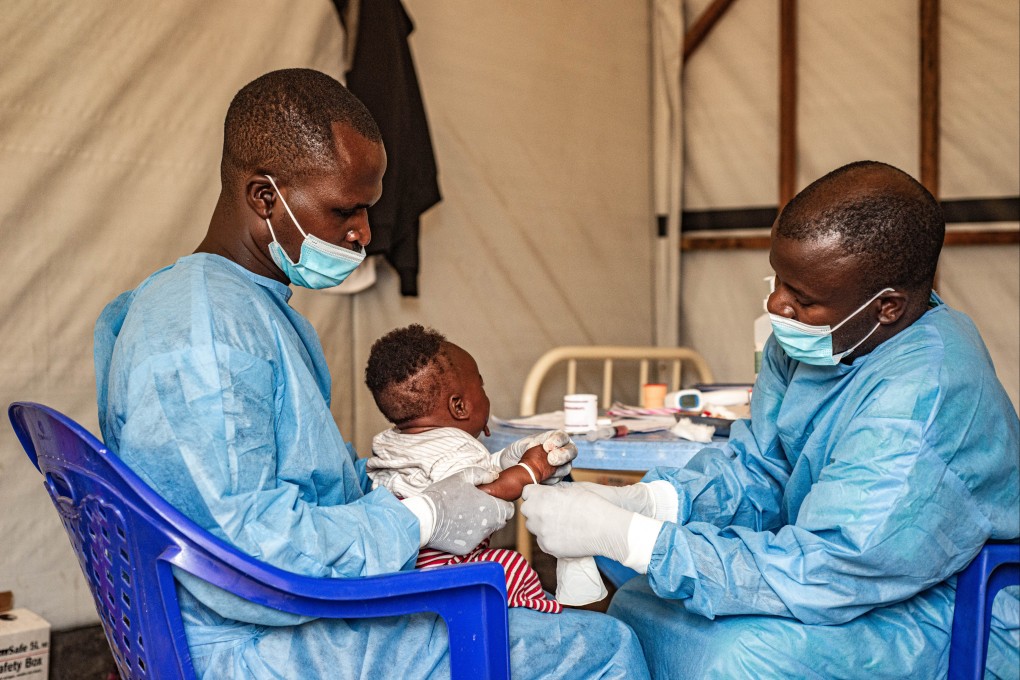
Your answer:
[50,625,118,680]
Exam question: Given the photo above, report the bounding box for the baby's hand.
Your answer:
[520,444,557,483]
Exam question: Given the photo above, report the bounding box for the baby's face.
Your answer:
[445,343,491,438]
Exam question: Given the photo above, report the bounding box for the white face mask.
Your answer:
[264,175,366,289]
[769,288,894,365]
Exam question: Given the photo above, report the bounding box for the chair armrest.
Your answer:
[166,552,511,680]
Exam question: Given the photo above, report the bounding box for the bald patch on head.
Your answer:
[365,324,451,424]
[800,164,917,213]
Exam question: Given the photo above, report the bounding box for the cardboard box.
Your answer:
[0,609,50,679]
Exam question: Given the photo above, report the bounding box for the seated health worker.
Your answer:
[93,68,650,679]
[521,160,1020,678]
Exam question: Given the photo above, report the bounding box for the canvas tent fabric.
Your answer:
[652,0,685,348]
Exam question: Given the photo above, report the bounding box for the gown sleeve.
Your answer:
[112,341,421,581]
[643,336,794,533]
[641,338,998,625]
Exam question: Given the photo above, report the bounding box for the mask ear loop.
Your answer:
[264,216,280,243]
[834,320,881,361]
[831,288,896,360]
[265,175,310,239]
[829,288,896,333]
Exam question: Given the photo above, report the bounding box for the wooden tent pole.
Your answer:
[920,0,940,198]
[778,0,797,210]
[920,0,940,288]
[683,0,738,63]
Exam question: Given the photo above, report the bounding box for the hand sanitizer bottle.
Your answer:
[754,276,775,377]
[754,302,771,376]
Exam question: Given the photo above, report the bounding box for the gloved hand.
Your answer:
[497,430,577,484]
[520,484,662,572]
[418,468,515,555]
[571,481,657,517]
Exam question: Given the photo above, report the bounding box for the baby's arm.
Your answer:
[478,444,556,501]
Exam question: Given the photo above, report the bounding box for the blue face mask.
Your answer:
[264,175,366,289]
[769,287,894,365]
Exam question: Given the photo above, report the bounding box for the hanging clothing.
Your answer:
[609,294,1020,678]
[338,0,441,297]
[95,253,648,679]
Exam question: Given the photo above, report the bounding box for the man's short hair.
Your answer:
[776,160,945,291]
[366,324,449,424]
[221,68,381,185]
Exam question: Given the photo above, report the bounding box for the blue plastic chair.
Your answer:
[9,402,511,680]
[948,540,1020,680]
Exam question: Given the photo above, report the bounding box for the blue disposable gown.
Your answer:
[609,295,1019,679]
[95,254,649,679]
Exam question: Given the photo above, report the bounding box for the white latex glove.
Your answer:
[414,468,515,555]
[496,430,577,484]
[571,481,657,517]
[520,484,663,572]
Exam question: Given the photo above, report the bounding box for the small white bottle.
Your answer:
[754,276,775,377]
[754,302,771,376]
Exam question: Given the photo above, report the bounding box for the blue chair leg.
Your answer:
[436,586,511,680]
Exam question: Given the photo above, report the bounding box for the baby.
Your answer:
[365,323,568,613]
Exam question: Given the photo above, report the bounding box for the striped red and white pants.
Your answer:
[416,539,562,614]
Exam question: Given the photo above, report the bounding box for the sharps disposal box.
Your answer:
[0,609,50,679]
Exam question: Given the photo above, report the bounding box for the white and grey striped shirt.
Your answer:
[367,427,502,499]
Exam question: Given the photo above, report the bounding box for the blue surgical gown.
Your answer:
[95,254,649,679]
[609,295,1019,679]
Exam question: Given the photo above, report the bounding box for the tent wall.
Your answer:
[0,1,653,630]
[340,0,655,454]
[679,0,1019,408]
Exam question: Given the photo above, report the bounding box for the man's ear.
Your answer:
[877,290,909,324]
[449,394,470,421]
[245,175,275,220]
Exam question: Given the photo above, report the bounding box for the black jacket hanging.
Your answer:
[337,0,441,297]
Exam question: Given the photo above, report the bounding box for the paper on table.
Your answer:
[491,413,677,434]
[612,416,678,433]
[492,412,567,430]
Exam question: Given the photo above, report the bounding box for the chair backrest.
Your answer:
[519,345,715,416]
[10,402,197,679]
[9,402,511,680]
[948,540,1020,680]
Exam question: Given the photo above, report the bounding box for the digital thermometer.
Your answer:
[666,388,751,411]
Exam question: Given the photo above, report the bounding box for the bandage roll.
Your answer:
[556,556,609,606]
